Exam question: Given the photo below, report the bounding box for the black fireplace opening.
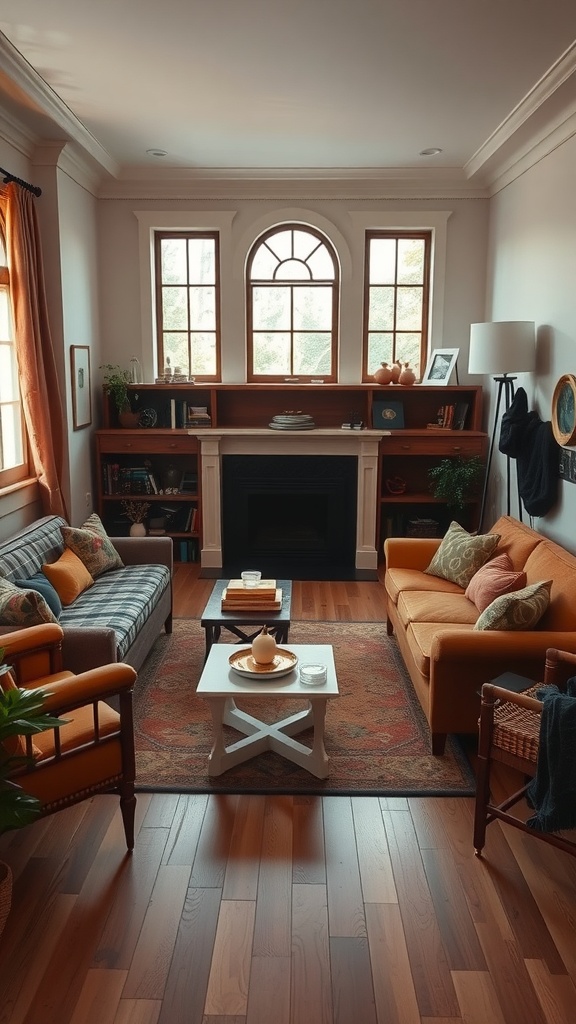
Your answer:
[221,454,358,580]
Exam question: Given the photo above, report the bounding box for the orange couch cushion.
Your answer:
[385,567,463,605]
[490,515,545,570]
[397,591,478,628]
[406,621,473,678]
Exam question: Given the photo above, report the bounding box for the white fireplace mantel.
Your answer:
[189,428,385,576]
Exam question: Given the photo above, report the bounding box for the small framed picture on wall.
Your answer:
[71,345,92,429]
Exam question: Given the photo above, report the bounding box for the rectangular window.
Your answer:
[363,231,431,382]
[154,231,220,380]
[0,248,28,489]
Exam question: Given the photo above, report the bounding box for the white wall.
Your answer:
[97,195,489,386]
[486,133,576,549]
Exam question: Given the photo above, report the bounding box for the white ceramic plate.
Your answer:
[229,648,298,679]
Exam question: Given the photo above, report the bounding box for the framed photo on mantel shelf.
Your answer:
[372,400,404,430]
[421,347,460,386]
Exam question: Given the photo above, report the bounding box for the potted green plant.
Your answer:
[100,364,139,427]
[428,456,484,516]
[0,651,64,936]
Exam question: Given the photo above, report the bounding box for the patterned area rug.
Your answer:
[133,620,476,796]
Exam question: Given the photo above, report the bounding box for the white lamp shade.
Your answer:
[468,321,536,376]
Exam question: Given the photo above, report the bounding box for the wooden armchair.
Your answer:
[474,647,576,859]
[1,623,137,850]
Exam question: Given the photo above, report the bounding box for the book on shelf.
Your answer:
[221,588,282,611]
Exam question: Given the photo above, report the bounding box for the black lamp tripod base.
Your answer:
[478,374,522,532]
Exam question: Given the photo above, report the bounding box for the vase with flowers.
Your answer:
[121,500,151,536]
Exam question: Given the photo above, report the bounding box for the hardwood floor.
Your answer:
[1,568,575,1024]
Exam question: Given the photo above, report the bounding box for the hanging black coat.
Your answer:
[498,387,559,517]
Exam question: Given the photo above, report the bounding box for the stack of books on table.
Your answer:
[221,579,282,611]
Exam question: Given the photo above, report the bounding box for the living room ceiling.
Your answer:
[1,1,576,190]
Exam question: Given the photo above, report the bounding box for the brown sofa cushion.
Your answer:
[424,522,501,588]
[490,515,545,570]
[397,591,478,628]
[385,567,463,605]
[523,539,576,630]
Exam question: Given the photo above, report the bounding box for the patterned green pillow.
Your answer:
[61,512,123,579]
[0,577,58,626]
[474,580,552,631]
[424,521,501,588]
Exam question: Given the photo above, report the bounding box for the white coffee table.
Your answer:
[197,644,339,779]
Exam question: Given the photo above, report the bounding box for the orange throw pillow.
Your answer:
[42,549,94,606]
[465,552,527,613]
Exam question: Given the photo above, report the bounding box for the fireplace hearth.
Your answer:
[222,454,357,580]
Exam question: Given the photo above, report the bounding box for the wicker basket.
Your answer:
[492,686,541,763]
[407,519,439,538]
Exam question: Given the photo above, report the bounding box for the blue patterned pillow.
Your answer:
[14,572,63,618]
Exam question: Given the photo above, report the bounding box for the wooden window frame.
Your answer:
[154,230,221,382]
[362,230,431,382]
[0,262,30,490]
[246,224,339,383]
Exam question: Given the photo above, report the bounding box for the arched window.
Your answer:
[247,225,339,382]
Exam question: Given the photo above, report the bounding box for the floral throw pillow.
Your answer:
[424,521,501,589]
[61,512,123,579]
[465,553,527,613]
[0,577,58,626]
[474,580,552,631]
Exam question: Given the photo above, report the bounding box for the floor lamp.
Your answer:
[469,321,536,530]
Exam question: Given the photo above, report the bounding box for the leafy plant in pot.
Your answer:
[428,456,484,519]
[0,651,64,937]
[100,364,139,427]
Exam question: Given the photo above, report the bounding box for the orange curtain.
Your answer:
[0,182,68,518]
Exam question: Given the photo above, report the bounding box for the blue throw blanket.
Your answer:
[526,677,576,832]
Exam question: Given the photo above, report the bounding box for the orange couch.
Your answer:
[384,516,576,754]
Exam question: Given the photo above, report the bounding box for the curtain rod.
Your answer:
[0,166,42,197]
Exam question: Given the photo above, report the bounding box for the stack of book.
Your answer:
[221,578,282,611]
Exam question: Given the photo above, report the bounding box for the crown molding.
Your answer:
[97,166,488,201]
[466,40,576,188]
[0,32,119,178]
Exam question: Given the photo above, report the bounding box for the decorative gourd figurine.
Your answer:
[390,359,402,384]
[251,626,277,665]
[373,362,393,385]
[399,362,416,386]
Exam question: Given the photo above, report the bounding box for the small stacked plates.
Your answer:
[268,413,316,430]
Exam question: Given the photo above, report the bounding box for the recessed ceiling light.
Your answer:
[146,148,168,157]
[419,147,442,157]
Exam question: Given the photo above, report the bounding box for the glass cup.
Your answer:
[241,570,262,588]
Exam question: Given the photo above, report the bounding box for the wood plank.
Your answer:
[123,865,191,999]
[420,848,487,971]
[0,893,76,1024]
[246,957,290,1024]
[451,971,507,1024]
[474,921,548,1024]
[323,796,366,938]
[69,969,127,1024]
[222,795,265,900]
[524,958,576,1024]
[163,793,209,867]
[330,936,377,1024]
[352,796,397,904]
[158,887,221,1024]
[382,808,459,1018]
[190,794,239,888]
[204,900,256,1016]
[365,903,420,1024]
[113,1001,162,1024]
[292,796,326,885]
[252,796,293,957]
[473,821,566,972]
[291,884,332,1024]
[92,825,170,969]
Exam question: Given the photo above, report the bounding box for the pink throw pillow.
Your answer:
[465,552,527,613]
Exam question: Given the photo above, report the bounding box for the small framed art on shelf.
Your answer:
[372,400,404,429]
[421,348,459,386]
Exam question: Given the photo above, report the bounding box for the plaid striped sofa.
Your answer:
[0,515,173,674]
